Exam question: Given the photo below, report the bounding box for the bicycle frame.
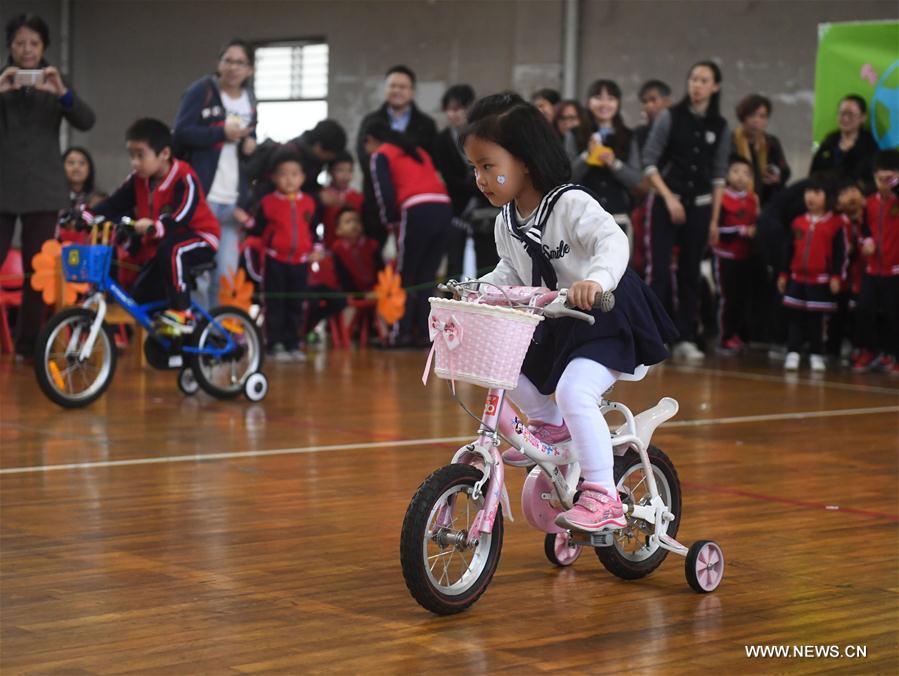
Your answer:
[446,387,684,554]
[74,269,237,363]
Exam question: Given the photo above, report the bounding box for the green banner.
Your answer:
[814,20,899,149]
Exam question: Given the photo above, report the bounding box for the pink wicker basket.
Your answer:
[425,297,544,389]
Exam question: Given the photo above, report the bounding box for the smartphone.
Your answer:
[14,69,44,86]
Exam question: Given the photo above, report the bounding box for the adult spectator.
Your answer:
[0,13,95,359]
[531,88,560,125]
[809,94,878,194]
[731,94,791,205]
[173,38,257,307]
[634,80,671,154]
[356,65,438,241]
[554,99,590,146]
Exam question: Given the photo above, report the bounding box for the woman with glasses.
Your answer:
[809,94,878,194]
[173,38,258,308]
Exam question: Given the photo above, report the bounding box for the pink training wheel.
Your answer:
[544,532,582,567]
[685,540,724,593]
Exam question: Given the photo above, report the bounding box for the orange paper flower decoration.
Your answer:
[219,268,254,311]
[30,241,88,305]
[374,266,406,325]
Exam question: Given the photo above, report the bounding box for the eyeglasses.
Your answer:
[838,110,862,119]
[558,115,579,122]
[221,58,250,67]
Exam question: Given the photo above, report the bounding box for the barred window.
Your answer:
[253,41,328,142]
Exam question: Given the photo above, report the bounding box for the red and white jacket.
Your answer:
[370,142,449,229]
[90,159,220,252]
[780,211,847,286]
[249,191,317,264]
[861,192,899,277]
[713,188,758,261]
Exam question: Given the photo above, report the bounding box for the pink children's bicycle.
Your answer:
[401,281,725,615]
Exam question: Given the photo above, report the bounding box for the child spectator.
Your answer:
[363,118,451,346]
[90,118,220,334]
[853,150,899,374]
[713,156,758,354]
[777,178,847,372]
[320,150,364,248]
[331,207,383,293]
[531,88,560,125]
[832,178,865,361]
[58,146,103,244]
[248,149,319,362]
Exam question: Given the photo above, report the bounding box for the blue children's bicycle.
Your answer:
[34,215,268,408]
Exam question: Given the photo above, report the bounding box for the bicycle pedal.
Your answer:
[569,531,616,548]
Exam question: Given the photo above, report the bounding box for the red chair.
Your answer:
[0,249,24,354]
[347,297,388,349]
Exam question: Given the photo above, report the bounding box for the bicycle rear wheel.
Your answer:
[188,306,263,399]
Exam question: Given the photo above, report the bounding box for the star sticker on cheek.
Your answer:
[497,175,507,185]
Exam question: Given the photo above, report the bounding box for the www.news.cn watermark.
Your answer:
[745,645,868,659]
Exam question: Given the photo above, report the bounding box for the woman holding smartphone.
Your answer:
[0,13,95,360]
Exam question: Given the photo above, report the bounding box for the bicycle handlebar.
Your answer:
[438,280,614,326]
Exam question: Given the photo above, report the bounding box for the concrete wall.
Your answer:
[2,0,896,190]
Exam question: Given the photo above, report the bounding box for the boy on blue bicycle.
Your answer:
[87,118,220,335]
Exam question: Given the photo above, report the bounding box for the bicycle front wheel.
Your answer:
[34,308,116,408]
[400,464,503,615]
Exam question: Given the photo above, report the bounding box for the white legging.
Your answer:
[507,358,618,494]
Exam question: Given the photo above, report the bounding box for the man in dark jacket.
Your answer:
[355,65,437,242]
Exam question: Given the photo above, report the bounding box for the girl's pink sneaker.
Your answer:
[501,421,571,466]
[555,482,627,532]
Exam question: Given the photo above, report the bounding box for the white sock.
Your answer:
[507,373,563,426]
[555,358,618,496]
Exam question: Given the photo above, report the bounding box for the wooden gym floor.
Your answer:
[1,349,897,674]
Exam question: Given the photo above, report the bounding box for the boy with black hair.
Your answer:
[713,155,758,354]
[248,148,319,361]
[89,118,219,334]
[635,80,672,152]
[320,150,364,247]
[853,149,899,374]
[831,178,866,361]
[777,176,847,371]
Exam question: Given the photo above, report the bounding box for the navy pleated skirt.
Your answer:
[522,267,679,395]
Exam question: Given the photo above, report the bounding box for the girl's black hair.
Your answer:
[677,60,723,119]
[806,173,836,211]
[459,92,571,194]
[62,146,96,194]
[5,13,50,48]
[585,79,632,160]
[362,118,423,163]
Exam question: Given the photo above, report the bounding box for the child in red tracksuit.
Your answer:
[90,119,220,334]
[853,150,899,375]
[712,156,758,354]
[833,178,866,361]
[778,178,847,372]
[320,151,365,248]
[331,207,383,293]
[249,149,318,361]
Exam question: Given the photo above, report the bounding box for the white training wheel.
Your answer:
[177,367,199,396]
[243,372,268,402]
[685,540,724,593]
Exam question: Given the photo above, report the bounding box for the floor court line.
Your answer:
[1,404,896,475]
